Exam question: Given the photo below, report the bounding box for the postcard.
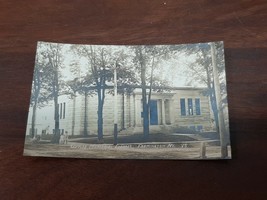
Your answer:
[23,41,231,159]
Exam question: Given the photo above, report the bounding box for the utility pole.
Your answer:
[210,42,228,158]
[113,64,118,145]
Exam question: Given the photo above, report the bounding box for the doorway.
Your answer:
[150,100,158,125]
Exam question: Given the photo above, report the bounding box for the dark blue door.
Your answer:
[150,100,158,125]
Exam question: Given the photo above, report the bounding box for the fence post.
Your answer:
[200,142,206,159]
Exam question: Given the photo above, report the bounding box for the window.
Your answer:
[195,98,201,115]
[180,98,201,116]
[63,102,66,119]
[60,103,62,119]
[180,99,186,116]
[188,98,193,115]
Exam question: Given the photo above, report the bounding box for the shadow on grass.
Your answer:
[72,133,197,144]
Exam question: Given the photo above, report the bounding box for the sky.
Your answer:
[154,53,200,87]
[37,42,213,88]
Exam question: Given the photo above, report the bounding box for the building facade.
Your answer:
[26,87,214,137]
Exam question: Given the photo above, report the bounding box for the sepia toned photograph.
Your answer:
[23,41,231,160]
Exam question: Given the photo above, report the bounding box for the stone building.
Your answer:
[26,87,214,137]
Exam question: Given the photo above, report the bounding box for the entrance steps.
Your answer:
[119,125,176,135]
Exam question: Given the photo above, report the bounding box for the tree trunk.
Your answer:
[84,91,88,136]
[143,98,149,140]
[31,70,41,138]
[206,68,219,131]
[31,100,37,138]
[114,68,118,145]
[203,50,219,131]
[71,94,76,136]
[121,90,125,130]
[140,51,149,139]
[97,88,104,142]
[52,97,60,143]
[51,68,60,144]
[210,43,228,158]
[48,44,61,144]
[210,83,219,132]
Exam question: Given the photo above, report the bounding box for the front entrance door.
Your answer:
[150,100,158,125]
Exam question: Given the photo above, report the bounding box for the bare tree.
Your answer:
[29,57,43,138]
[72,45,133,142]
[183,42,227,131]
[38,42,65,144]
[181,42,229,158]
[210,42,228,158]
[132,45,172,139]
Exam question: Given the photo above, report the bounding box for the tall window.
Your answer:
[60,103,62,119]
[63,102,66,119]
[195,98,201,115]
[180,99,186,116]
[180,98,201,116]
[188,98,193,115]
